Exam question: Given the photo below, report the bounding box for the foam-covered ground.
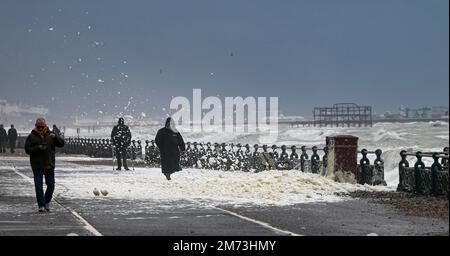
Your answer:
[78,168,390,205]
[1,155,395,206]
[3,159,389,206]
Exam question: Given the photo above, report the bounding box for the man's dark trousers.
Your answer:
[32,169,55,207]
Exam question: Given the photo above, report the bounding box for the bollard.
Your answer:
[431,153,448,197]
[373,149,387,186]
[300,146,309,172]
[397,150,414,192]
[311,146,320,174]
[280,145,289,161]
[358,149,371,184]
[414,151,432,196]
[322,146,328,171]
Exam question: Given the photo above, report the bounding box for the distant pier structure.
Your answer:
[313,103,372,127]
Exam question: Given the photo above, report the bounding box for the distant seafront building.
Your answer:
[399,105,448,119]
[431,106,449,118]
[0,99,48,125]
[407,107,432,118]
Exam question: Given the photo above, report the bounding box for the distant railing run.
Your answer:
[397,147,449,197]
[62,137,143,160]
[145,141,330,173]
[62,137,385,186]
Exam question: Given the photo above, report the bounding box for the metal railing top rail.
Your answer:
[358,149,382,154]
[65,137,383,155]
[180,142,322,150]
[400,149,449,159]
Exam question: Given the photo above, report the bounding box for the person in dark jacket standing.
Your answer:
[25,118,64,212]
[8,124,18,153]
[0,124,7,153]
[155,117,186,180]
[52,124,61,135]
[111,117,132,170]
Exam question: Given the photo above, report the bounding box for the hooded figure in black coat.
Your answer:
[111,117,132,170]
[155,117,186,180]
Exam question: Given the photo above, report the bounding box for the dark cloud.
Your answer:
[0,0,448,123]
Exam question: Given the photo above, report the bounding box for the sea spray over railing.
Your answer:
[62,137,386,186]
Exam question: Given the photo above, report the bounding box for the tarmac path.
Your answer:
[0,156,448,236]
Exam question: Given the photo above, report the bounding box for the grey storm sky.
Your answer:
[0,0,448,120]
